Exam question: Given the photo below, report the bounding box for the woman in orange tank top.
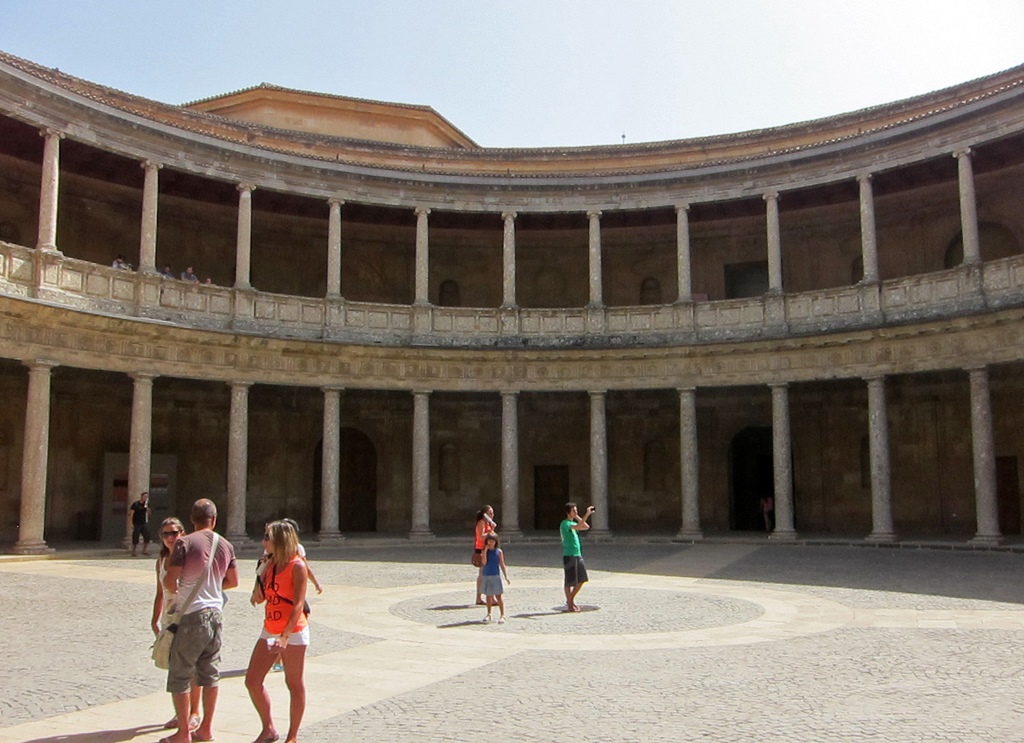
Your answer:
[245,519,309,743]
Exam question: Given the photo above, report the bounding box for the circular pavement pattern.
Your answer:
[390,585,765,634]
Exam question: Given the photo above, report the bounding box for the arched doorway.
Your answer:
[312,427,378,533]
[730,427,773,531]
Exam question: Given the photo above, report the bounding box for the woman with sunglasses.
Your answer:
[246,520,309,743]
[151,517,202,734]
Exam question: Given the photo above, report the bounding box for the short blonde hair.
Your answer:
[266,519,300,567]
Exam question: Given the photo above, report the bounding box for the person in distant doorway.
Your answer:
[760,494,775,533]
[112,254,133,270]
[560,502,594,613]
[158,264,175,278]
[480,533,509,624]
[180,266,199,283]
[128,491,152,557]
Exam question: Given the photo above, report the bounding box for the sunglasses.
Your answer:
[262,534,271,541]
[161,531,181,538]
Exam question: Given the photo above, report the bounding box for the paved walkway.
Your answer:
[2,540,1024,742]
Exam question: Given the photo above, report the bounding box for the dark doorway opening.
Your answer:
[997,456,1021,536]
[313,427,378,533]
[534,465,569,532]
[730,427,773,531]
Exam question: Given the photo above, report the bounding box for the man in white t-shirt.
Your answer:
[162,499,238,743]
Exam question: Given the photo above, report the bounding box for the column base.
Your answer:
[12,540,54,555]
[768,529,798,541]
[408,529,435,540]
[675,528,704,542]
[970,533,1003,546]
[226,532,256,549]
[587,528,614,542]
[865,531,897,544]
[497,527,523,540]
[316,530,346,543]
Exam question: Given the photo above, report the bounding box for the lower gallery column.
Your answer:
[678,387,702,539]
[865,376,895,542]
[14,361,56,554]
[226,381,252,542]
[410,390,434,538]
[969,366,1001,543]
[126,372,156,546]
[770,383,796,538]
[589,390,610,535]
[500,391,522,536]
[319,386,343,541]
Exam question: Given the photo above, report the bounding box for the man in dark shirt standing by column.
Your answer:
[127,491,151,557]
[161,499,238,743]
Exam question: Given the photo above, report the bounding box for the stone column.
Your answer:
[319,386,343,541]
[587,210,603,308]
[865,376,895,542]
[139,161,161,273]
[327,199,343,298]
[770,383,796,538]
[126,372,156,545]
[235,184,255,289]
[675,204,692,302]
[414,207,431,305]
[499,391,522,536]
[765,192,783,292]
[955,149,981,264]
[502,211,517,308]
[589,390,610,534]
[226,381,252,542]
[677,387,702,539]
[14,361,56,554]
[36,129,63,252]
[969,366,1001,543]
[858,174,879,283]
[410,390,434,537]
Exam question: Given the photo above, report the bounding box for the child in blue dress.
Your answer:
[481,533,510,623]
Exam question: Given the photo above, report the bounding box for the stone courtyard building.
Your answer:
[0,49,1022,552]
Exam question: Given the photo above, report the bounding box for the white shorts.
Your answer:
[259,626,310,647]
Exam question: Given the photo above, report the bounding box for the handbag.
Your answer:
[471,551,483,568]
[152,532,221,669]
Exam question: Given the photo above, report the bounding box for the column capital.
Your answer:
[953,147,973,160]
[586,209,602,220]
[412,388,432,397]
[501,210,517,222]
[237,183,256,194]
[768,381,789,391]
[40,128,65,140]
[856,172,873,185]
[674,203,690,213]
[129,371,158,383]
[415,206,431,218]
[965,364,989,374]
[228,380,254,390]
[327,197,345,208]
[862,374,887,384]
[23,359,58,372]
[588,389,607,398]
[676,386,697,394]
[321,385,344,394]
[141,160,163,171]
[500,389,519,399]
[763,191,780,203]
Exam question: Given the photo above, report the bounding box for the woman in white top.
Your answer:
[152,517,202,733]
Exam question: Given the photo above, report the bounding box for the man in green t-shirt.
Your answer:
[560,502,594,612]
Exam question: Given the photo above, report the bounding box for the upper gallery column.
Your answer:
[326,199,343,298]
[968,366,1000,543]
[138,161,161,273]
[675,204,693,302]
[954,149,981,264]
[857,174,879,283]
[678,387,702,539]
[770,383,796,538]
[865,375,895,542]
[587,210,603,308]
[225,381,252,542]
[36,129,63,252]
[319,386,343,540]
[14,361,57,554]
[589,390,610,534]
[414,207,431,305]
[127,372,156,545]
[502,211,517,308]
[410,390,434,537]
[500,391,522,536]
[764,192,783,292]
[235,184,255,289]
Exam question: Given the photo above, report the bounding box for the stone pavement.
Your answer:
[2,539,1024,743]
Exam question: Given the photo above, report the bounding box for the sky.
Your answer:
[1,1,1022,148]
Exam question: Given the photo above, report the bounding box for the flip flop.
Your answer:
[251,735,280,743]
[191,735,215,743]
